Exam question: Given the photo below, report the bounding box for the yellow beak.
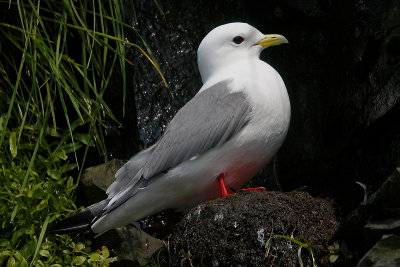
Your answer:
[256,34,288,48]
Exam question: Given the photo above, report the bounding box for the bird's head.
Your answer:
[197,22,288,83]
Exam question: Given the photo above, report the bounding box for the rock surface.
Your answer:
[78,161,400,265]
[79,159,125,204]
[94,225,163,266]
[364,218,400,243]
[357,234,400,267]
[368,167,400,219]
[79,159,164,265]
[342,169,400,238]
[336,168,400,264]
[170,191,339,266]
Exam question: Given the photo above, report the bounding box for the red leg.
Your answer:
[241,187,266,192]
[218,173,229,197]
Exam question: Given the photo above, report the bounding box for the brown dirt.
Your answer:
[169,191,340,266]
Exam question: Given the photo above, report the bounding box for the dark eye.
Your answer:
[233,36,244,44]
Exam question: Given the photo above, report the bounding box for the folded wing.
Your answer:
[103,80,252,214]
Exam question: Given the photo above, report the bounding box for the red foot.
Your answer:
[217,173,266,197]
[241,187,267,192]
[218,173,229,197]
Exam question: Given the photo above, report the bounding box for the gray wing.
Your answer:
[142,80,252,178]
[106,145,155,199]
[103,80,252,213]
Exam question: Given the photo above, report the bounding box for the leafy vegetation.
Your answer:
[179,249,194,267]
[142,248,164,267]
[0,0,164,265]
[265,234,317,267]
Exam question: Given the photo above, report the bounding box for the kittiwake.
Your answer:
[49,22,290,235]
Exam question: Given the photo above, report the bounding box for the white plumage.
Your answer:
[51,22,290,235]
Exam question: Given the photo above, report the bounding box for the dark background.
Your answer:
[101,0,400,213]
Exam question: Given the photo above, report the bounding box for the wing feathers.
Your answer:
[142,80,252,179]
[102,80,252,215]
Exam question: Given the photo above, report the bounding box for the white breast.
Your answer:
[190,58,291,198]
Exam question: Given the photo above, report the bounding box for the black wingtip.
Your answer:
[47,199,109,235]
[47,224,91,235]
[47,209,94,235]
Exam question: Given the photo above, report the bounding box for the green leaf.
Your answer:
[32,260,45,267]
[9,131,17,158]
[51,148,67,161]
[6,256,16,266]
[62,163,78,173]
[30,215,50,266]
[0,113,6,131]
[330,255,339,263]
[21,240,36,259]
[334,242,339,251]
[38,250,50,258]
[74,242,85,252]
[100,246,109,258]
[45,126,59,137]
[0,250,12,258]
[73,133,93,146]
[72,256,86,265]
[46,169,59,180]
[40,242,52,250]
[11,229,26,246]
[88,251,100,263]
[0,239,11,248]
[13,251,28,266]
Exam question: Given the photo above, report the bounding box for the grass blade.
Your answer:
[29,215,50,267]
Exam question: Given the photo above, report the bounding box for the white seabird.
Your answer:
[49,22,291,235]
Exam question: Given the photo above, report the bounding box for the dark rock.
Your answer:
[170,191,339,266]
[79,159,125,204]
[357,234,400,267]
[344,168,400,232]
[94,225,163,266]
[364,217,400,243]
[338,168,400,263]
[281,0,326,17]
[369,167,400,218]
[79,160,164,265]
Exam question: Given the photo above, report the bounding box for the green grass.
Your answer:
[0,0,164,265]
[265,235,317,267]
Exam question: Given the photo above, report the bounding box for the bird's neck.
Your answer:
[199,59,271,93]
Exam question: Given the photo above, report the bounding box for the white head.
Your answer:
[197,22,288,83]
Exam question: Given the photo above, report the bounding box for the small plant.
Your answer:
[140,239,173,267]
[328,242,340,263]
[265,234,317,267]
[142,248,164,267]
[180,249,194,267]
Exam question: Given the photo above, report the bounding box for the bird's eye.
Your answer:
[232,36,244,45]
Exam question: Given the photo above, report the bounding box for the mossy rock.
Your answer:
[170,191,340,266]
